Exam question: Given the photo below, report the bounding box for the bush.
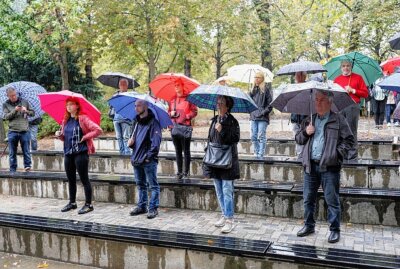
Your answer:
[38,114,60,138]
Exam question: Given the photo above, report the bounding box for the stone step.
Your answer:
[1,171,399,226]
[3,151,399,189]
[0,195,399,269]
[54,137,399,160]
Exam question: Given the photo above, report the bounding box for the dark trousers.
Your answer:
[373,98,386,125]
[64,152,92,204]
[172,135,191,175]
[340,103,359,159]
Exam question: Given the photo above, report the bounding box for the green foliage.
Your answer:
[37,114,60,138]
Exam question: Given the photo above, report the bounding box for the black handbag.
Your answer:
[171,124,192,139]
[203,142,232,169]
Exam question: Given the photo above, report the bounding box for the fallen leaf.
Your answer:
[37,261,49,268]
[207,239,214,245]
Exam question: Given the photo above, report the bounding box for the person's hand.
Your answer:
[55,130,61,137]
[15,106,22,112]
[20,106,27,113]
[215,122,222,132]
[170,111,176,117]
[306,123,315,136]
[345,86,355,94]
[128,138,134,147]
[80,137,86,143]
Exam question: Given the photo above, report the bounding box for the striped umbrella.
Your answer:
[187,85,258,113]
[0,81,47,121]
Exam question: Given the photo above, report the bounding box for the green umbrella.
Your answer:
[324,52,383,86]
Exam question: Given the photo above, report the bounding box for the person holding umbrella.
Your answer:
[249,71,273,158]
[56,97,102,214]
[295,90,354,243]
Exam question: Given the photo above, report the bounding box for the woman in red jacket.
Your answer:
[56,97,102,214]
[169,82,198,180]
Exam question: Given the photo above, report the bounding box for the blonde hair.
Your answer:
[254,71,266,92]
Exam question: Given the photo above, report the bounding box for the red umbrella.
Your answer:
[38,90,101,125]
[149,73,200,102]
[380,57,400,75]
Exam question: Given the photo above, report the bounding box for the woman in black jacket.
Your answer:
[203,95,240,234]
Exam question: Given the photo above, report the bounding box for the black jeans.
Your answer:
[172,135,191,175]
[64,152,92,204]
[373,98,386,125]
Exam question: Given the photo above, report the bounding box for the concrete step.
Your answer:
[1,171,399,226]
[3,151,400,189]
[54,137,399,160]
[0,195,399,269]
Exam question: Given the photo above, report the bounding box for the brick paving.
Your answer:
[0,194,399,256]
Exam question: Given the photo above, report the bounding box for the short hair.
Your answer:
[135,99,148,107]
[218,95,234,113]
[119,78,129,84]
[6,87,16,95]
[340,59,352,66]
[316,90,333,103]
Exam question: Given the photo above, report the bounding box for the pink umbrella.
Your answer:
[38,90,101,125]
[149,73,200,102]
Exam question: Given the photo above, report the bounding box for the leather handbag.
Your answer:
[171,124,192,139]
[203,142,232,169]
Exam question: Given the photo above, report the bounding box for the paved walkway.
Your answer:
[0,195,399,256]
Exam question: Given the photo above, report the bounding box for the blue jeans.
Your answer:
[29,124,38,151]
[8,131,31,172]
[385,104,399,124]
[213,179,234,218]
[250,120,268,157]
[303,162,341,231]
[133,160,160,211]
[114,120,132,155]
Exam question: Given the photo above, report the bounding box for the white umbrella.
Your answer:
[227,64,274,84]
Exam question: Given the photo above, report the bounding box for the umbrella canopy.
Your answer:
[149,73,200,102]
[324,52,383,86]
[270,80,355,115]
[380,57,400,75]
[276,60,326,76]
[97,72,140,89]
[38,90,101,125]
[377,72,400,93]
[0,81,47,121]
[187,85,258,113]
[388,32,400,50]
[227,64,274,83]
[108,92,172,128]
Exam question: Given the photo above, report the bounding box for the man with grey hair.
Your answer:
[2,87,35,172]
[295,90,354,243]
[112,78,133,155]
[334,60,368,159]
[128,99,162,219]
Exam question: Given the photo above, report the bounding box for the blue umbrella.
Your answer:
[377,72,400,92]
[0,81,47,121]
[187,85,258,113]
[108,92,172,128]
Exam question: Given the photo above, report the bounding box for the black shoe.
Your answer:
[61,203,77,212]
[130,206,148,216]
[328,231,340,243]
[297,226,315,237]
[182,173,189,180]
[147,209,158,219]
[78,204,94,214]
[176,173,183,181]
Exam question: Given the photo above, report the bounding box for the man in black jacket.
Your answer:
[295,90,354,243]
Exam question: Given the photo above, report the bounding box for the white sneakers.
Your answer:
[215,216,235,233]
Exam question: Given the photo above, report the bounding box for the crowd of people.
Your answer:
[2,58,398,242]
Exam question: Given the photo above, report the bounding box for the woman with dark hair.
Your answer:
[55,97,102,214]
[203,95,240,234]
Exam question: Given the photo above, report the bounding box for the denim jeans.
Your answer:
[134,160,160,211]
[303,162,341,231]
[114,120,132,155]
[213,179,234,218]
[385,104,399,124]
[250,120,268,157]
[8,131,31,172]
[29,124,39,151]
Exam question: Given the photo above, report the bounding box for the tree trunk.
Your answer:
[58,45,70,91]
[184,58,191,77]
[348,0,363,52]
[215,27,223,79]
[85,46,93,82]
[255,0,272,70]
[0,119,5,143]
[148,55,156,92]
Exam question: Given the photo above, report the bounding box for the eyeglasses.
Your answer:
[217,102,226,105]
[254,77,263,79]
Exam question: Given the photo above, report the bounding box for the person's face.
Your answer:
[66,101,79,114]
[135,100,147,115]
[175,83,183,96]
[295,72,306,83]
[119,80,129,92]
[7,90,18,103]
[216,96,228,114]
[218,80,226,86]
[254,75,264,86]
[341,62,352,76]
[315,92,331,115]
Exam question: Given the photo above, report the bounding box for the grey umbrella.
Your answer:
[389,32,400,50]
[97,72,140,89]
[270,80,355,116]
[276,60,327,76]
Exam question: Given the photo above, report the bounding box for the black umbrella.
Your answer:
[389,32,400,50]
[97,72,140,89]
[276,60,327,76]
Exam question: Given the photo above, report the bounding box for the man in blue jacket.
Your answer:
[128,99,162,219]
